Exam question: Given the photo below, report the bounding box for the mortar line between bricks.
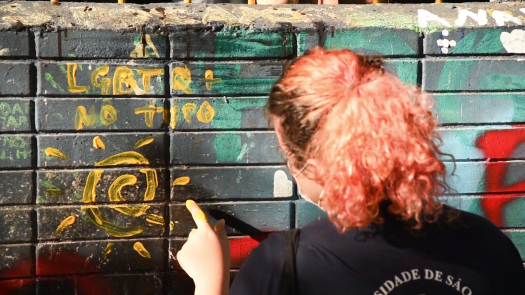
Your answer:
[0,270,170,282]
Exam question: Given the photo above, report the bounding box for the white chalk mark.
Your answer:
[500,29,525,54]
[454,9,488,26]
[273,170,293,198]
[418,9,451,28]
[492,10,522,26]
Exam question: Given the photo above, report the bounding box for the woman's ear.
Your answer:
[305,158,321,179]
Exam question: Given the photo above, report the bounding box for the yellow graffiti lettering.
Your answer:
[173,176,190,186]
[169,221,175,230]
[113,66,138,95]
[140,168,158,201]
[196,101,215,124]
[172,66,193,94]
[82,206,144,237]
[100,105,118,126]
[163,107,169,124]
[182,103,197,124]
[135,137,154,149]
[133,242,151,258]
[146,214,164,225]
[137,68,164,95]
[74,105,97,130]
[82,170,104,203]
[108,174,137,202]
[95,151,149,166]
[67,63,90,93]
[93,136,105,150]
[201,70,222,91]
[45,147,68,160]
[134,105,164,128]
[170,103,179,129]
[110,205,150,217]
[56,215,76,234]
[91,65,111,95]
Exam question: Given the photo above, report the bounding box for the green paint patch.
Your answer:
[324,29,416,56]
[39,179,60,190]
[211,98,267,129]
[214,133,242,162]
[479,74,525,91]
[215,29,293,58]
[505,231,525,258]
[436,60,475,91]
[44,72,65,93]
[451,29,504,54]
[387,60,418,86]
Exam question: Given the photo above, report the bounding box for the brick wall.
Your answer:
[1,2,525,294]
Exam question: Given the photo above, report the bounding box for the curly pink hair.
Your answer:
[268,47,450,230]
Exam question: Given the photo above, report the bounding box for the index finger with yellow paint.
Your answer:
[186,200,210,229]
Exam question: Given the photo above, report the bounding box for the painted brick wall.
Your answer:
[1,2,525,294]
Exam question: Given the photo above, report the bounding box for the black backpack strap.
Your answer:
[282,228,301,295]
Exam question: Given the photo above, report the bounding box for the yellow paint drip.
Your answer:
[173,176,190,186]
[109,205,150,217]
[82,207,143,237]
[135,137,154,149]
[82,170,104,203]
[93,136,106,150]
[170,102,179,129]
[56,215,76,234]
[45,189,64,196]
[140,169,158,201]
[45,147,68,160]
[133,242,151,258]
[108,174,137,202]
[102,242,114,258]
[169,221,175,230]
[146,214,165,225]
[95,151,149,166]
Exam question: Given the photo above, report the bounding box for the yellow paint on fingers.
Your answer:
[56,215,76,234]
[45,147,68,160]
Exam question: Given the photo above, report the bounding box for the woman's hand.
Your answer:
[176,200,231,295]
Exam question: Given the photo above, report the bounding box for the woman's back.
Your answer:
[230,205,525,294]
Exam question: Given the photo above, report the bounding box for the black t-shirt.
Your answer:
[229,206,525,295]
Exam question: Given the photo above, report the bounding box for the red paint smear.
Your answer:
[173,234,267,271]
[476,127,525,226]
[0,278,32,294]
[230,236,261,268]
[0,252,111,295]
